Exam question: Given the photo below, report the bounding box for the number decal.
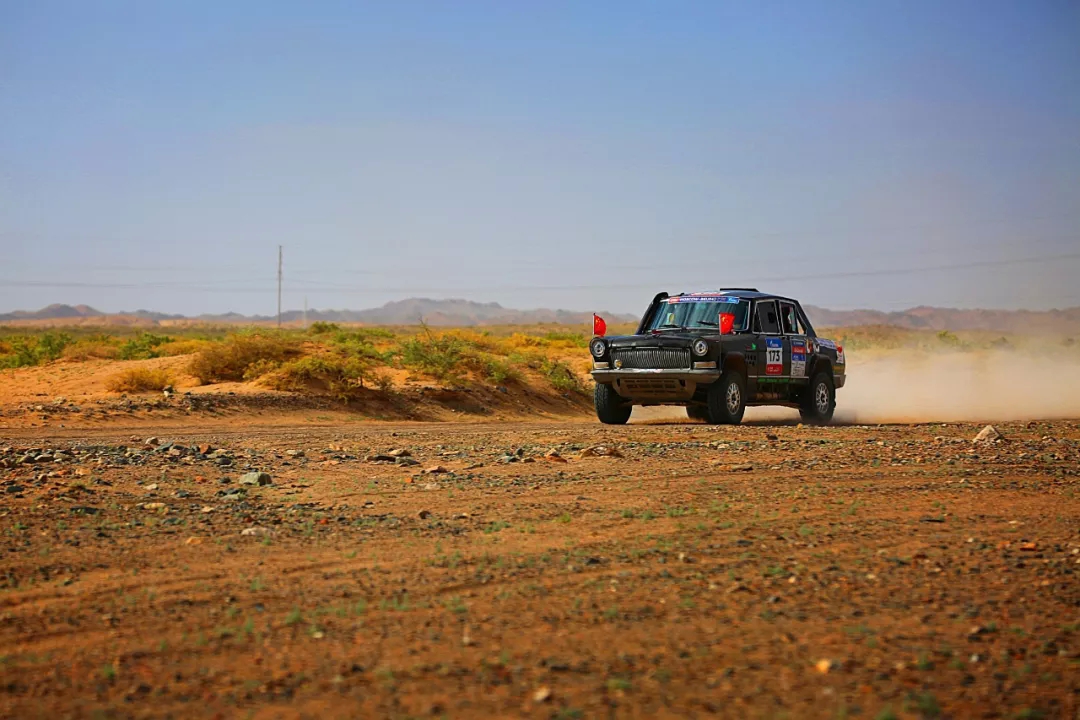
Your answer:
[765,338,783,376]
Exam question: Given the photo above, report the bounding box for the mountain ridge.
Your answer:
[2,299,1079,333]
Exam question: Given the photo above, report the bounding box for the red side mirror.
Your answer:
[719,312,735,334]
[593,314,607,337]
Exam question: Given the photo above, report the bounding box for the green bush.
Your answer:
[188,332,301,384]
[118,332,172,360]
[270,355,372,401]
[0,332,73,368]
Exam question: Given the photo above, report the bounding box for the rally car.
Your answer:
[589,290,845,425]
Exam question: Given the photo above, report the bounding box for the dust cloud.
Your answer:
[629,349,1080,425]
[838,349,1080,424]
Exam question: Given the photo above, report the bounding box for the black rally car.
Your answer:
[589,290,846,425]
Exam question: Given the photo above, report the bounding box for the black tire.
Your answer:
[686,405,710,422]
[800,371,835,425]
[594,383,632,425]
[706,370,746,425]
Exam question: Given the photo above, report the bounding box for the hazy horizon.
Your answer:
[4,1,1078,316]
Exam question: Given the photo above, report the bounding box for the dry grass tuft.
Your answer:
[106,367,174,393]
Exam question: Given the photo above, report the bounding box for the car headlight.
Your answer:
[589,338,607,358]
[692,339,709,357]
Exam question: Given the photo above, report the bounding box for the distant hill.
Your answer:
[3,300,1079,333]
[803,305,1080,334]
[0,300,637,328]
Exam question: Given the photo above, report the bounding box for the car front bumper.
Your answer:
[591,368,721,384]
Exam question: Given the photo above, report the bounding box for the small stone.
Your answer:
[240,527,272,537]
[578,445,623,459]
[145,437,160,447]
[533,686,552,703]
[239,472,272,486]
[730,463,754,472]
[143,502,167,511]
[423,465,449,475]
[973,425,1002,444]
[544,450,568,463]
[418,510,431,520]
[145,483,159,491]
[766,433,779,441]
[285,449,304,458]
[184,537,203,545]
[815,659,834,674]
[388,448,411,458]
[395,456,419,467]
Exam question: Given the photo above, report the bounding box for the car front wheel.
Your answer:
[706,370,746,425]
[594,383,632,425]
[800,371,835,424]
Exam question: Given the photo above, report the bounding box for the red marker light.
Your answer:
[719,312,735,334]
[593,314,607,337]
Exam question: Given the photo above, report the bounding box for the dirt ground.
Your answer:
[1,406,1079,719]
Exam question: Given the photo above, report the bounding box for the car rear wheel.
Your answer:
[686,405,710,422]
[800,371,835,425]
[594,383,632,425]
[706,370,746,425]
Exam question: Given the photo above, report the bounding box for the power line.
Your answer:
[1,250,1077,294]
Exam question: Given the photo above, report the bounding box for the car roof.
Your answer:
[670,290,798,302]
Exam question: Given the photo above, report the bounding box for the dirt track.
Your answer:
[1,415,1079,719]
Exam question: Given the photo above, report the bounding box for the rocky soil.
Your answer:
[0,418,1078,718]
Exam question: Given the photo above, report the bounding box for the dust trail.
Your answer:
[631,348,1080,425]
[838,349,1080,424]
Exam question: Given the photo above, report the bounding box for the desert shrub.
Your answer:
[0,332,73,368]
[479,357,521,384]
[106,367,173,393]
[118,332,172,360]
[188,332,301,384]
[510,351,583,393]
[157,339,212,357]
[308,321,341,335]
[61,336,121,361]
[399,331,469,384]
[539,358,582,393]
[270,355,372,401]
[331,330,393,362]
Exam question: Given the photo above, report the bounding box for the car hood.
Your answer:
[605,332,708,349]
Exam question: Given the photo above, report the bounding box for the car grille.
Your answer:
[610,347,691,369]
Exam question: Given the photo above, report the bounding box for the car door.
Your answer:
[751,300,784,381]
[779,300,808,384]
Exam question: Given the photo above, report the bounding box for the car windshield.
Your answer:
[646,296,751,332]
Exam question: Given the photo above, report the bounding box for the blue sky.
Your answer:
[2,0,1078,315]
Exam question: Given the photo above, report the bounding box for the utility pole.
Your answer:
[277,245,283,328]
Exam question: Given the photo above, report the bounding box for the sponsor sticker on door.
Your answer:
[791,339,806,378]
[766,338,783,376]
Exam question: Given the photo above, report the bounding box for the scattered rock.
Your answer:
[973,425,1002,444]
[423,465,449,475]
[730,463,754,472]
[239,471,273,486]
[388,448,411,458]
[533,686,552,703]
[418,510,432,520]
[544,450,568,463]
[815,659,834,674]
[145,437,160,447]
[240,527,273,537]
[395,456,419,467]
[578,445,623,459]
[142,502,167,511]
